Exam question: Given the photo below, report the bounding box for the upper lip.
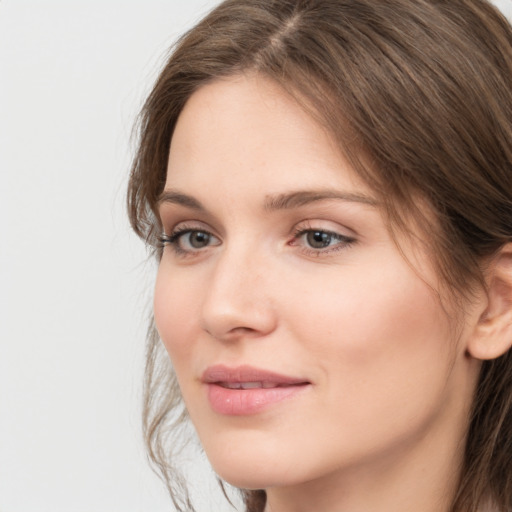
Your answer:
[202,364,310,386]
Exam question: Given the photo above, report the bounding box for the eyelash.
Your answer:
[158,225,215,256]
[290,227,356,256]
[158,224,356,258]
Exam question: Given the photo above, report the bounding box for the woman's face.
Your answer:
[154,74,480,494]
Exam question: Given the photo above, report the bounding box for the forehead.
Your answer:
[166,74,366,196]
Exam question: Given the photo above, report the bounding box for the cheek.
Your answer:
[153,261,200,363]
[283,257,456,424]
[286,256,449,353]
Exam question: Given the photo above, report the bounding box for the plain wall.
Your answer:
[0,2,227,511]
[1,1,511,511]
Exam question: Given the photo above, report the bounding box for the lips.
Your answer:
[202,365,310,415]
[218,381,295,389]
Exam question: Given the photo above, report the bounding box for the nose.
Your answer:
[200,243,278,342]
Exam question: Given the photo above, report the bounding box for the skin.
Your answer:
[154,74,484,512]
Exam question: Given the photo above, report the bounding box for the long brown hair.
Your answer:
[127,1,512,510]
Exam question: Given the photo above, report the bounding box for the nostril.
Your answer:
[204,325,260,342]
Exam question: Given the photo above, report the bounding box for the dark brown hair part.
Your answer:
[127,1,512,511]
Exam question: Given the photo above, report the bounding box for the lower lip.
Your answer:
[206,383,309,415]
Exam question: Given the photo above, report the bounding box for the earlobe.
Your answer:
[467,243,512,361]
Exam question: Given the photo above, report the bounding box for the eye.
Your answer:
[305,230,338,249]
[291,227,356,255]
[180,230,212,249]
[159,227,220,255]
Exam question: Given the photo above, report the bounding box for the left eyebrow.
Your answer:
[263,189,378,211]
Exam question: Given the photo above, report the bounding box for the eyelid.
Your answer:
[291,219,356,238]
[158,204,222,236]
[159,221,221,257]
[158,218,357,258]
[291,228,355,246]
[289,220,357,255]
[161,219,218,239]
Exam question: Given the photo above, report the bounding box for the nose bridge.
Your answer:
[200,235,275,340]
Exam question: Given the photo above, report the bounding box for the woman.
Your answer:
[127,1,512,511]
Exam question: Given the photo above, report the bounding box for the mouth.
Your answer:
[202,364,309,385]
[202,365,311,415]
[216,381,303,389]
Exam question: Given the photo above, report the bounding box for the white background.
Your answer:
[1,1,511,511]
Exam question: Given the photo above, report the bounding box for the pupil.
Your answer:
[307,231,331,248]
[190,231,209,248]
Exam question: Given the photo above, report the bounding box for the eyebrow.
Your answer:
[263,189,378,211]
[158,190,206,211]
[157,188,378,212]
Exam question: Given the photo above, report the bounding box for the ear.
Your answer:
[467,243,512,361]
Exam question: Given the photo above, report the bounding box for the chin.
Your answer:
[203,437,302,490]
[216,471,271,490]
[213,464,290,490]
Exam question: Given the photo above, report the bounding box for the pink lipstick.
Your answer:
[202,365,310,415]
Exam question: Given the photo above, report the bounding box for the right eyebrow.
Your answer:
[157,190,206,211]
